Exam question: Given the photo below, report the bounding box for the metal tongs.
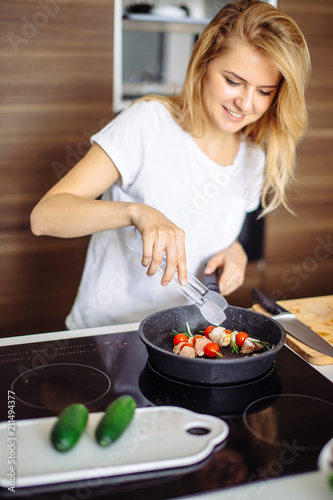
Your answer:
[125,228,228,325]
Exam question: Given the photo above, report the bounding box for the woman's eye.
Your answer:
[259,90,272,97]
[225,77,239,87]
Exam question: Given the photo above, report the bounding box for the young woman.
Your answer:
[31,0,311,329]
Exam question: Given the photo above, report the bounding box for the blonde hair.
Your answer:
[136,0,311,214]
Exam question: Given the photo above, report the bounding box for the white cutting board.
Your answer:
[0,406,229,488]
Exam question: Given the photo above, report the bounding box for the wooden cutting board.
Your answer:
[252,295,333,366]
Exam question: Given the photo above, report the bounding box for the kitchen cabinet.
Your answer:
[113,0,210,112]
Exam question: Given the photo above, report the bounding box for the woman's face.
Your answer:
[201,42,281,135]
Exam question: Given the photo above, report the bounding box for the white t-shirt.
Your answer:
[66,101,265,329]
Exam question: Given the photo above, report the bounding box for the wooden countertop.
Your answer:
[253,295,333,365]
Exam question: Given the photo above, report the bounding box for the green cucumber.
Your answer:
[96,395,137,447]
[51,403,89,452]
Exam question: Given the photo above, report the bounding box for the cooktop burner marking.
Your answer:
[11,363,111,410]
[243,394,333,450]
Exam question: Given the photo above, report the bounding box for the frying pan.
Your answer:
[139,304,285,385]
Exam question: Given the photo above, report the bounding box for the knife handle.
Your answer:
[251,288,288,315]
[204,265,220,293]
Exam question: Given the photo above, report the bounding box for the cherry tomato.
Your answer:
[225,329,232,334]
[173,333,189,346]
[204,342,222,358]
[203,325,216,338]
[236,332,249,348]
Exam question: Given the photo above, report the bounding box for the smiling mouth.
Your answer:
[223,106,244,119]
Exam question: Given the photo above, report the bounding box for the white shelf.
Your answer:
[123,13,210,24]
[123,18,207,34]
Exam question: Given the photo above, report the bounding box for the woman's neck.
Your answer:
[192,130,241,167]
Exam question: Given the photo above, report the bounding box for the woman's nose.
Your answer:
[235,87,254,112]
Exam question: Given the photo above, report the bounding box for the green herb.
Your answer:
[249,338,272,350]
[172,322,193,338]
[231,331,239,354]
[185,321,192,337]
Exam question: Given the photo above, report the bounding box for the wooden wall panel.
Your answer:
[264,260,333,303]
[0,232,90,336]
[0,0,114,337]
[288,137,333,206]
[265,206,333,263]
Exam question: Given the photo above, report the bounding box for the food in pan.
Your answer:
[173,341,196,357]
[203,341,223,358]
[173,333,190,346]
[172,322,272,359]
[193,335,213,356]
[205,326,233,347]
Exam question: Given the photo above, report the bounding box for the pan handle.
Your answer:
[204,265,220,294]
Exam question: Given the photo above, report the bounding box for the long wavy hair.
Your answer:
[136,0,311,214]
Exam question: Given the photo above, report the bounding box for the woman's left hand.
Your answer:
[204,240,248,296]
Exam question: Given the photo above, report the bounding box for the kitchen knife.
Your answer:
[251,288,333,358]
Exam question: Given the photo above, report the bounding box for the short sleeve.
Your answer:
[90,102,158,188]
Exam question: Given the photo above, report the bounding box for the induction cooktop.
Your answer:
[0,328,332,499]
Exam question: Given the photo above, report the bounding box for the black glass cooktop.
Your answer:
[0,330,332,499]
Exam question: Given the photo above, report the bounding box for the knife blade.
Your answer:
[251,288,333,358]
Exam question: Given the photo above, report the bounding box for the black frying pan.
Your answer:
[139,304,285,385]
[138,271,285,385]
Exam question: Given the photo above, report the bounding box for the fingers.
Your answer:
[141,227,187,287]
[219,253,247,295]
[130,204,187,286]
[204,257,222,276]
[204,241,247,296]
[219,273,245,295]
[141,235,154,268]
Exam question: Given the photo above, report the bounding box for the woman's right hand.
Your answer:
[129,203,187,287]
